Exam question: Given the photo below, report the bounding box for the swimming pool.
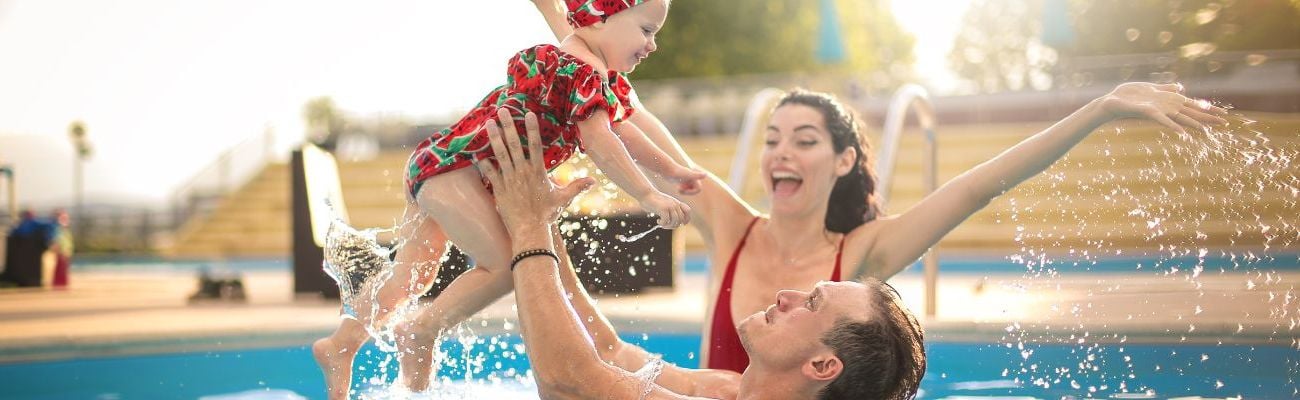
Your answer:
[2,333,1295,399]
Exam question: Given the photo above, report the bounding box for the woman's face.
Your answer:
[761,104,855,216]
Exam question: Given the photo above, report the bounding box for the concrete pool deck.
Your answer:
[0,267,1297,363]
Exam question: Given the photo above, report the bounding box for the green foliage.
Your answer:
[1070,0,1300,56]
[303,97,346,136]
[948,0,1054,92]
[950,0,1300,92]
[632,0,915,79]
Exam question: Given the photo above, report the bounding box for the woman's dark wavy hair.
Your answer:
[774,90,883,233]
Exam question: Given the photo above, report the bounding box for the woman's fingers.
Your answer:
[1171,112,1206,133]
[1183,106,1229,125]
[1190,99,1230,116]
[1156,82,1184,93]
[1143,106,1186,134]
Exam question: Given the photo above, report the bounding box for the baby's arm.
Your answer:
[612,121,704,193]
[578,115,692,228]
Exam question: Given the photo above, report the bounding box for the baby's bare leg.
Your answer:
[314,205,447,400]
[396,167,516,391]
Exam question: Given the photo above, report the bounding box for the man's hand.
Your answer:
[477,108,596,238]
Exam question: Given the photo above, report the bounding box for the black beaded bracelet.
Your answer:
[510,248,560,271]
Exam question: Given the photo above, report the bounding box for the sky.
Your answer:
[0,0,970,210]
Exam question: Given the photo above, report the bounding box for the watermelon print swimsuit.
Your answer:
[405,44,637,199]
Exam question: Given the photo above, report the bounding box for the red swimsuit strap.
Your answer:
[719,217,763,291]
[706,216,762,372]
[831,233,846,282]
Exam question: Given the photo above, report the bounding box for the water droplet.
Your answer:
[1195,4,1222,25]
[1180,42,1218,60]
[1158,31,1174,45]
[1125,28,1141,42]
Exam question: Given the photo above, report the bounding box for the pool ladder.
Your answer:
[729,84,941,318]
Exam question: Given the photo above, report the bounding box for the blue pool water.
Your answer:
[2,333,1296,399]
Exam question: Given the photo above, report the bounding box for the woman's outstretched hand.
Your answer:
[1094,82,1229,134]
[477,108,596,236]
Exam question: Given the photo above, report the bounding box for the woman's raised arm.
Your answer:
[850,82,1228,279]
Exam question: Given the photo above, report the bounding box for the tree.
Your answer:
[1071,0,1300,57]
[632,0,915,80]
[947,0,1055,93]
[949,0,1300,93]
[303,97,347,150]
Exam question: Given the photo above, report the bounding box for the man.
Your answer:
[472,108,926,399]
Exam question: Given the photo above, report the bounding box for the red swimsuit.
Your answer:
[706,217,845,373]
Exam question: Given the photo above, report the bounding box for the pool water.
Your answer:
[1,333,1296,399]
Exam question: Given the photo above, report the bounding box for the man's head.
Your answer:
[737,279,926,399]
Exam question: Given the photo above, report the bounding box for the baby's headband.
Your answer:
[566,0,650,28]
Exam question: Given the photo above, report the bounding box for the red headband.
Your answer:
[566,0,650,28]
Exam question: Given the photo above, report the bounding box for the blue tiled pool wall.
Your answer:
[2,334,1297,399]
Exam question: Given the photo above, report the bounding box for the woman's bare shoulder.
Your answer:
[842,214,897,278]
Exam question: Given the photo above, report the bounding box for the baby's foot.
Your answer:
[312,336,356,400]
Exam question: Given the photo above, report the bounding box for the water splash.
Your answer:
[616,226,662,242]
[322,204,396,330]
[999,111,1300,395]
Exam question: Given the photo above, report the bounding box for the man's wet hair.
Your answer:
[818,278,926,400]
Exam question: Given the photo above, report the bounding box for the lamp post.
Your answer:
[68,121,91,244]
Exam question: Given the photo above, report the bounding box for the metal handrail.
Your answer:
[727,88,786,191]
[170,129,277,231]
[876,84,940,318]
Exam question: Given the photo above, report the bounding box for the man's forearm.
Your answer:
[549,231,632,363]
[509,225,607,394]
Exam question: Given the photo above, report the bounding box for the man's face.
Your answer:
[737,281,874,369]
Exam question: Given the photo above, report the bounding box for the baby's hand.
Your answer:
[639,192,691,228]
[666,167,706,195]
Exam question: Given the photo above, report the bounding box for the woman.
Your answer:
[534,0,1229,373]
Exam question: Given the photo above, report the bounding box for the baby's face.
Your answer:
[593,0,667,73]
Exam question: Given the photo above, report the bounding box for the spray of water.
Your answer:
[996,111,1300,396]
